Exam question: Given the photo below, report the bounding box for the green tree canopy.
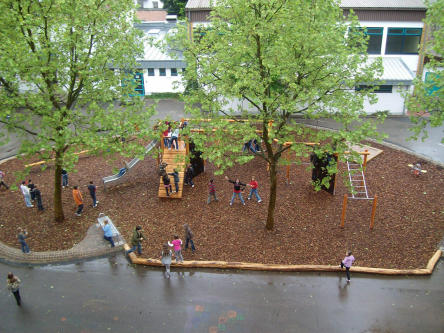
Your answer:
[406,0,444,143]
[0,0,156,222]
[163,0,187,18]
[173,0,385,230]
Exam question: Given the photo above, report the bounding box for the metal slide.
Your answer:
[102,140,158,189]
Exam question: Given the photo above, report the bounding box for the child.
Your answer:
[340,251,355,282]
[168,235,184,263]
[184,224,196,253]
[168,169,180,193]
[170,127,180,150]
[163,126,171,149]
[224,176,246,206]
[7,273,22,306]
[162,174,173,196]
[27,179,35,201]
[61,169,69,188]
[247,176,262,203]
[87,181,99,207]
[33,185,44,211]
[126,226,144,255]
[185,164,194,187]
[161,243,173,278]
[17,228,30,253]
[0,170,9,189]
[207,179,218,204]
[20,181,33,208]
[72,186,84,216]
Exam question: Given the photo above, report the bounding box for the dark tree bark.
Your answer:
[54,150,64,222]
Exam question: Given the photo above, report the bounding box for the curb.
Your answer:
[124,244,442,276]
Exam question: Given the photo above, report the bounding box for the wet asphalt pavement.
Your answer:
[1,255,443,333]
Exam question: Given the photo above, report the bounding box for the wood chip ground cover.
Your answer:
[0,142,442,269]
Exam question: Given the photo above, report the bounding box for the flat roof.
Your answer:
[368,57,415,84]
[340,0,426,10]
[185,0,427,10]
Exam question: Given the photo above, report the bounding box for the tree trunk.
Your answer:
[265,160,278,230]
[54,151,65,222]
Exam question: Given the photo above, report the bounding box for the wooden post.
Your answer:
[370,194,378,229]
[340,194,348,228]
[185,137,189,156]
[160,134,164,150]
[333,153,339,195]
[157,152,160,167]
[285,144,290,184]
[286,165,290,184]
[363,149,368,172]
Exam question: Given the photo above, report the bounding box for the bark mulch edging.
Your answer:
[124,244,442,276]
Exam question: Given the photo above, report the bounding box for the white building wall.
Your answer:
[142,0,164,9]
[362,85,411,115]
[143,68,185,94]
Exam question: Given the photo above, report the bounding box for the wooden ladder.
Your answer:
[346,160,370,199]
[158,140,187,198]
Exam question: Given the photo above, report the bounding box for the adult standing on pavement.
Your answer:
[20,181,33,208]
[33,185,44,211]
[340,251,355,282]
[7,272,22,306]
[102,220,115,247]
[17,228,30,254]
[247,176,262,203]
[72,186,84,216]
[126,226,144,255]
[0,170,9,189]
[184,224,196,253]
[87,181,99,207]
[225,176,246,206]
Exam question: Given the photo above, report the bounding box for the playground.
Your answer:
[0,136,443,269]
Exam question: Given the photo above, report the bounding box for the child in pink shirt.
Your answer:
[340,251,355,282]
[168,235,184,263]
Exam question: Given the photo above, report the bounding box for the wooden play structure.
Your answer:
[157,135,188,199]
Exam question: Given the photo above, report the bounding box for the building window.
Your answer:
[365,27,383,54]
[385,28,422,54]
[349,27,383,54]
[356,85,393,93]
[152,1,158,8]
[171,68,178,76]
[159,68,166,76]
[148,68,155,76]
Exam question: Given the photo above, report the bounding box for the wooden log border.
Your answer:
[124,244,441,276]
